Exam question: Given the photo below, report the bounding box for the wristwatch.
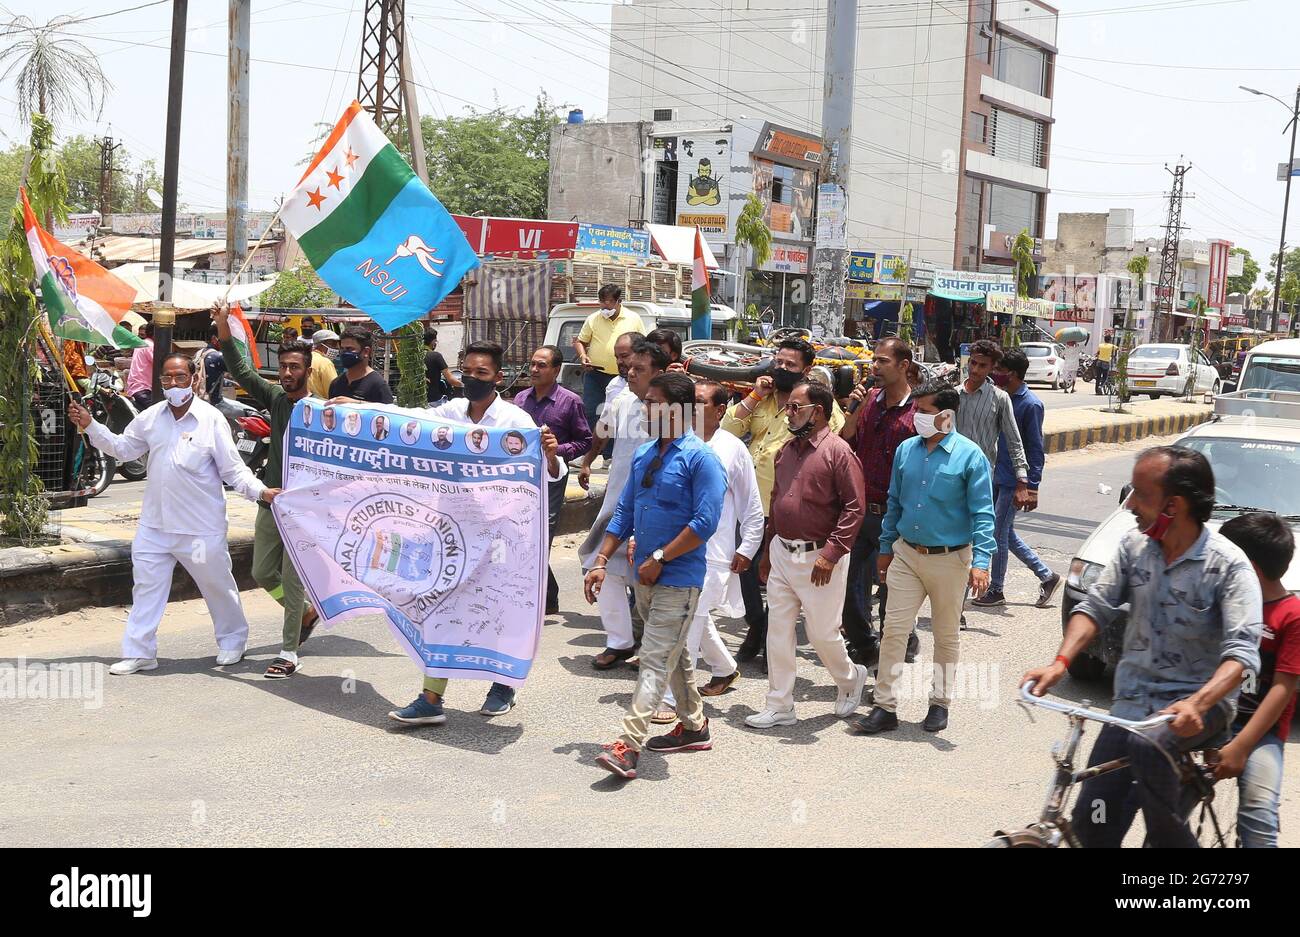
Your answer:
[652,549,666,564]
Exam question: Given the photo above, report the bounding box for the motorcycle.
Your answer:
[87,356,148,481]
[213,379,271,478]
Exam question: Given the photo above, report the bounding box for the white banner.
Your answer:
[272,400,546,686]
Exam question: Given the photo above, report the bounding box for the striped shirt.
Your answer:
[956,378,1028,481]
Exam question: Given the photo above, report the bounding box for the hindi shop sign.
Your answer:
[576,223,651,260]
[761,244,810,274]
[933,269,1017,297]
[272,401,547,686]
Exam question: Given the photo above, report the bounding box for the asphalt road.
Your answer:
[6,435,1295,847]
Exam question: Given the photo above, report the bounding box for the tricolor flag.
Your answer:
[690,226,711,340]
[281,102,480,332]
[228,303,262,369]
[21,189,144,349]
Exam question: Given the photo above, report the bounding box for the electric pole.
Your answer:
[809,0,857,337]
[358,0,406,137]
[97,135,121,220]
[227,0,251,282]
[155,0,188,402]
[1271,86,1298,333]
[1154,160,1191,343]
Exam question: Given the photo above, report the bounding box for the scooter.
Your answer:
[87,355,148,481]
[213,379,271,478]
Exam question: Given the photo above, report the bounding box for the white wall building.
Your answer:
[604,0,1060,271]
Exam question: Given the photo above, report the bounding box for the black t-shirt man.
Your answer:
[425,349,449,402]
[328,370,393,404]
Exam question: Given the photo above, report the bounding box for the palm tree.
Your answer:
[1116,254,1150,408]
[733,193,772,335]
[0,15,110,123]
[1007,228,1037,348]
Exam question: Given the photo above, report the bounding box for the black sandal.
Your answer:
[263,657,299,679]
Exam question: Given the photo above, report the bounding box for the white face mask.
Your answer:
[914,408,954,438]
[601,306,619,319]
[163,385,194,407]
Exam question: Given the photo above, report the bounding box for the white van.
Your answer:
[1233,337,1300,394]
[544,300,739,394]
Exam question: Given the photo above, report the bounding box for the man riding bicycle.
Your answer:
[1023,446,1262,847]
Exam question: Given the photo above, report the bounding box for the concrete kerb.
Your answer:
[1041,401,1213,455]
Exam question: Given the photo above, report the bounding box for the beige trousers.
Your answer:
[873,540,971,713]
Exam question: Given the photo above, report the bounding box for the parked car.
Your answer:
[545,300,738,395]
[1123,342,1221,399]
[1226,337,1300,395]
[1020,342,1065,389]
[1060,389,1300,680]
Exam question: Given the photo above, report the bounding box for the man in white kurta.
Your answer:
[68,353,273,675]
[578,340,665,666]
[662,381,765,706]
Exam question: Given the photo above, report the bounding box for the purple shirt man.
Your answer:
[515,347,592,463]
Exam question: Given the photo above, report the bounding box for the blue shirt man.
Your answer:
[859,382,996,734]
[585,372,727,778]
[978,348,1060,607]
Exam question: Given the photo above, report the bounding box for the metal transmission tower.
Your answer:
[97,135,122,218]
[356,0,427,180]
[1154,161,1191,341]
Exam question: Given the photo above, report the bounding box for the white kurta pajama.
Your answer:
[84,397,266,660]
[664,428,765,705]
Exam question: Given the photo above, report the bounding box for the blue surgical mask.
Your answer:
[339,350,362,369]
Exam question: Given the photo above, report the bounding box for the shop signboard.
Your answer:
[760,244,810,274]
[847,251,876,282]
[752,122,823,169]
[933,269,1016,296]
[985,293,1055,319]
[674,133,732,241]
[876,253,907,285]
[575,223,650,260]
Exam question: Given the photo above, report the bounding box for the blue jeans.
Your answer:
[991,484,1051,593]
[1236,725,1284,848]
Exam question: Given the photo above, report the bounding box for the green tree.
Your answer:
[1265,247,1300,293]
[0,138,164,215]
[0,15,110,123]
[0,113,66,542]
[733,192,772,323]
[418,93,561,219]
[1115,254,1150,409]
[1183,294,1205,399]
[257,263,334,310]
[1226,246,1260,296]
[1005,228,1037,349]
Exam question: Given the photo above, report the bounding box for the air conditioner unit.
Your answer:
[652,108,678,122]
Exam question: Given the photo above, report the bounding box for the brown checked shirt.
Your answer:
[766,424,866,563]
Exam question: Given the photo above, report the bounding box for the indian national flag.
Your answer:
[690,226,711,340]
[228,303,262,369]
[281,101,479,332]
[21,188,144,349]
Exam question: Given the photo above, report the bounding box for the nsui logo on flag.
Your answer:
[282,102,480,332]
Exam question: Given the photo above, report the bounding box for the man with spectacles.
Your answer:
[746,382,869,730]
[68,352,279,675]
[722,338,845,665]
[585,373,727,780]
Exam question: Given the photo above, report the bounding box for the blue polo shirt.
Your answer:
[879,430,997,570]
[606,430,726,589]
[996,383,1045,490]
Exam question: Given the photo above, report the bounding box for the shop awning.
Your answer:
[644,223,719,268]
[929,288,985,303]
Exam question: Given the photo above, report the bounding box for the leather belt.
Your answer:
[778,536,826,555]
[902,540,969,556]
[866,502,887,515]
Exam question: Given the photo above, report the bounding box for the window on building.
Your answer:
[967,112,987,145]
[994,32,1047,96]
[990,107,1045,168]
[974,0,994,62]
[987,182,1041,238]
[770,163,794,208]
[958,177,984,264]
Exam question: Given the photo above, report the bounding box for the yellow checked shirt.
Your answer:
[722,392,845,516]
[576,306,646,375]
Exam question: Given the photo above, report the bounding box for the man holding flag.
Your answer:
[214,302,319,679]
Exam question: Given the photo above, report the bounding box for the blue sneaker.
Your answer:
[388,694,446,726]
[479,683,516,717]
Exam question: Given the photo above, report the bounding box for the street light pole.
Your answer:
[1242,84,1300,334]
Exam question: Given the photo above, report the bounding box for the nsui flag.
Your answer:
[281,102,480,332]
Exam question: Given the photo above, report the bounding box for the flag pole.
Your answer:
[221,199,287,304]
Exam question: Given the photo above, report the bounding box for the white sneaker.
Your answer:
[745,708,797,729]
[215,649,244,666]
[834,664,870,718]
[109,658,158,675]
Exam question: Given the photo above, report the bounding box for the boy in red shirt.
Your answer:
[1217,512,1300,848]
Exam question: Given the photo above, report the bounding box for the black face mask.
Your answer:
[772,368,802,393]
[462,375,497,402]
[339,350,362,370]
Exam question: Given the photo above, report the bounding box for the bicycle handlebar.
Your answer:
[1019,681,1175,731]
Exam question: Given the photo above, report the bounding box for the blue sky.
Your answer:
[2,0,1297,281]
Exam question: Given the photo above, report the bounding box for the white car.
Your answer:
[1124,343,1221,399]
[1020,342,1065,389]
[1233,337,1300,395]
[1061,390,1300,680]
